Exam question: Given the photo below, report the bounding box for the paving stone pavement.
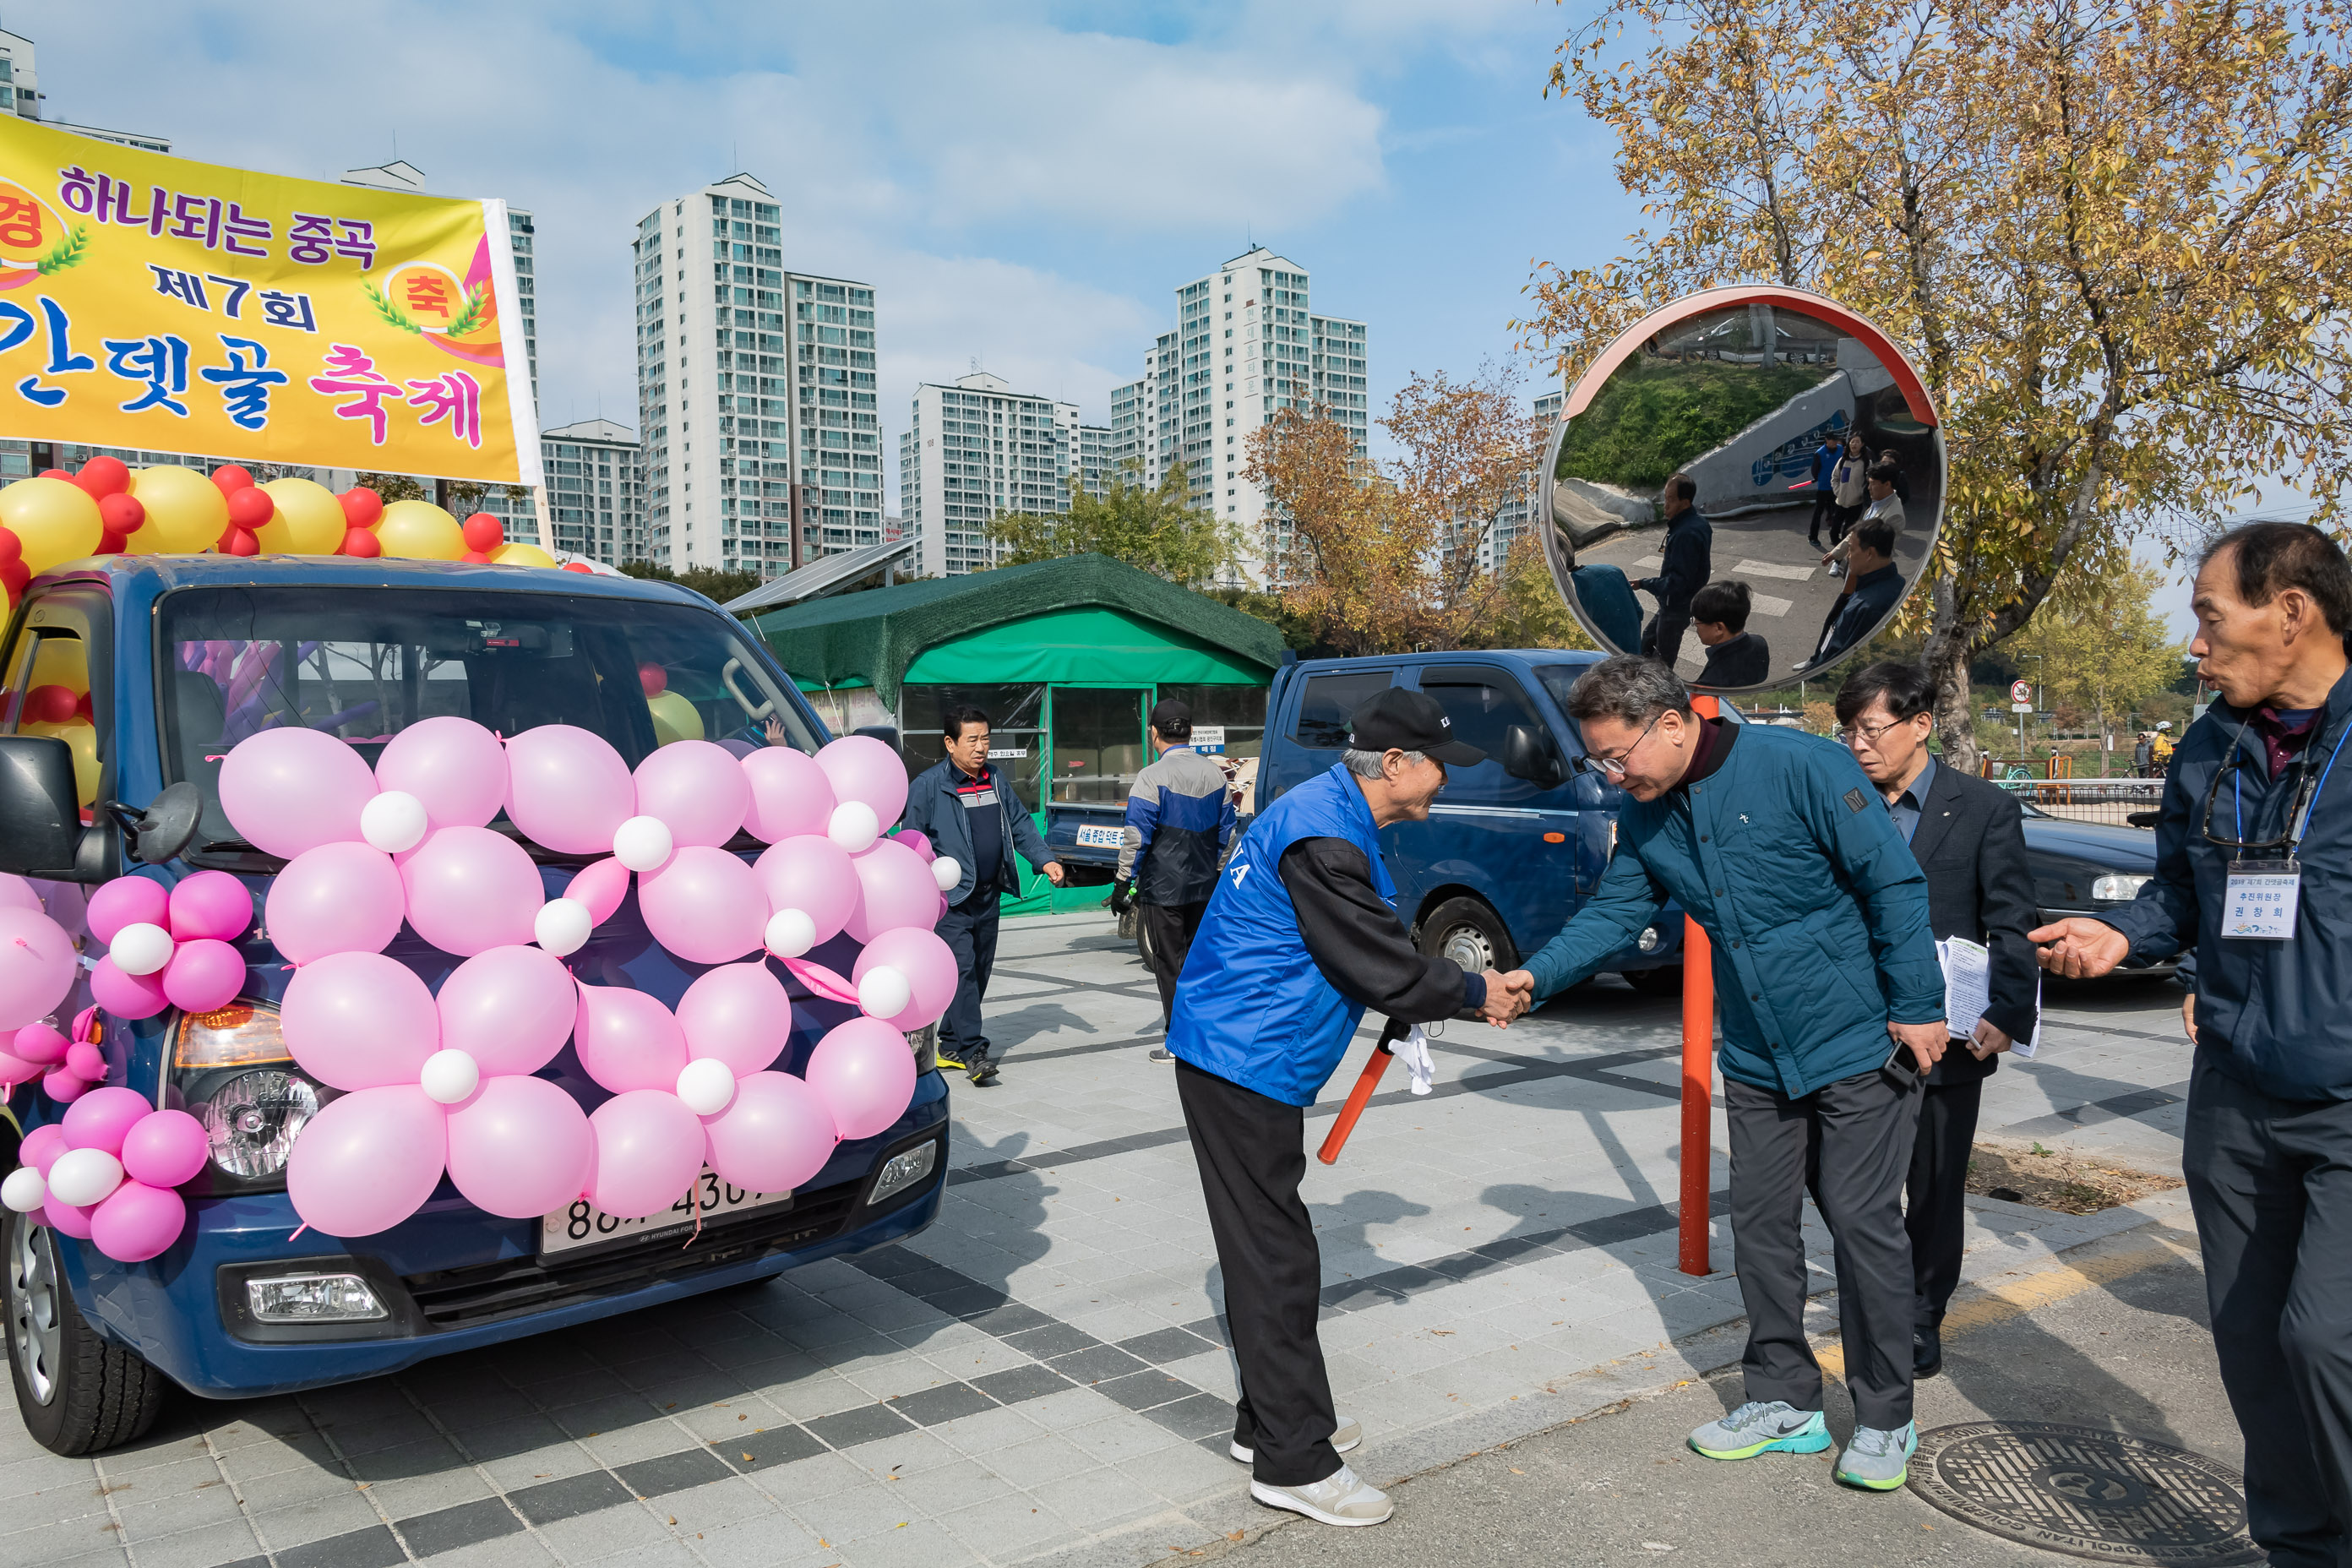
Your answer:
[0,913,2198,1568]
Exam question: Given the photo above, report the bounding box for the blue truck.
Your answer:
[0,556,948,1454]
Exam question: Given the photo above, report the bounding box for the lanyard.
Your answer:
[2234,713,2352,850]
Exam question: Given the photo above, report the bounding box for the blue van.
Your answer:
[1255,651,1687,987]
[0,558,948,1454]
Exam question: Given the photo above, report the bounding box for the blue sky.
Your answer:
[30,1,1637,487]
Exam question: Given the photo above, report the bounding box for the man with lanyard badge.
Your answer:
[2036,522,2352,1568]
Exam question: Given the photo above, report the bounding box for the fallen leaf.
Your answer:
[1511,1467,1526,1475]
[743,1453,754,1462]
[1228,1530,1245,1542]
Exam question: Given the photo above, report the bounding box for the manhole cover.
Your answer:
[1909,1422,2262,1565]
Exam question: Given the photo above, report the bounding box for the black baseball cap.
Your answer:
[1347,688,1485,766]
[1149,698,1191,733]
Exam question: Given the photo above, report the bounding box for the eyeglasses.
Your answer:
[1583,713,1663,778]
[2200,717,2351,852]
[1845,716,1918,746]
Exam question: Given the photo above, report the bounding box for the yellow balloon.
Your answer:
[376,499,466,560]
[25,720,98,807]
[488,541,558,569]
[28,639,85,694]
[0,477,101,574]
[125,465,228,554]
[646,689,705,747]
[255,477,346,555]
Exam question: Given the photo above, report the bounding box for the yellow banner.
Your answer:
[0,118,539,484]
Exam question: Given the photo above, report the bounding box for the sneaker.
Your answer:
[934,1045,968,1071]
[1230,1415,1361,1465]
[1688,1401,1832,1460]
[1250,1462,1391,1527]
[1835,1422,1917,1490]
[1149,1048,1176,1064]
[967,1054,1000,1086]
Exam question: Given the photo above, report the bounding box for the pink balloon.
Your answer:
[585,1089,705,1218]
[62,1086,150,1155]
[90,957,168,1021]
[90,1181,185,1262]
[444,1075,592,1219]
[43,1194,94,1239]
[844,840,939,945]
[19,1124,64,1175]
[852,927,959,1031]
[265,842,405,964]
[281,951,439,1092]
[804,1016,917,1141]
[10,1021,68,1065]
[168,871,253,942]
[752,836,857,945]
[63,1042,103,1081]
[438,945,576,1075]
[0,1048,44,1086]
[286,1085,448,1237]
[634,740,750,848]
[218,727,377,858]
[890,828,937,864]
[704,1071,838,1193]
[85,877,167,945]
[572,983,688,1094]
[565,858,631,925]
[40,1067,86,1102]
[400,826,544,956]
[376,716,509,830]
[162,939,245,1013]
[505,725,634,854]
[120,1109,208,1188]
[678,962,795,1075]
[817,735,910,827]
[741,747,836,843]
[0,907,78,1030]
[638,847,766,965]
[0,874,43,916]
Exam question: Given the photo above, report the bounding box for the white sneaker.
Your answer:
[1230,1414,1362,1465]
[1250,1462,1392,1526]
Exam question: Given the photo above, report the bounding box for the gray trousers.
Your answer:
[1725,1063,1924,1430]
[2183,1051,2352,1568]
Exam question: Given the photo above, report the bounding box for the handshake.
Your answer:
[1476,968,1537,1028]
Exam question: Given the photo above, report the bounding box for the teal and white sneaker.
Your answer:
[1835,1421,1918,1490]
[1687,1401,1831,1460]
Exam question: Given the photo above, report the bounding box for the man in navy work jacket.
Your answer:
[1109,697,1235,1060]
[1637,471,1712,673]
[2035,521,2352,1568]
[901,705,1064,1086]
[1498,656,1946,1491]
[1168,688,1527,1529]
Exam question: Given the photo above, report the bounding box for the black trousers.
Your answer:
[1724,1064,1924,1430]
[934,894,1001,1062]
[1907,1076,1984,1327]
[1140,901,1207,1028]
[1808,488,1836,542]
[1643,611,1690,672]
[2183,1052,2352,1568]
[1174,1059,1340,1488]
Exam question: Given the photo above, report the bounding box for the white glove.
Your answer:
[1395,1025,1435,1097]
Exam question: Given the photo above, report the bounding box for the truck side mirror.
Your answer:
[0,737,84,877]
[1500,724,1565,789]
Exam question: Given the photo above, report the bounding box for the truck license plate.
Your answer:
[540,1168,792,1259]
[1075,825,1124,848]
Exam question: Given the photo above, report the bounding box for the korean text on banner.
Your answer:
[0,117,540,485]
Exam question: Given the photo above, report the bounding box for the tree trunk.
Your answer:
[1924,565,1980,774]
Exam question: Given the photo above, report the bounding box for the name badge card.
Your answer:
[2224,857,2300,940]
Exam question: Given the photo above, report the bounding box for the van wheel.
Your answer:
[1623,966,1685,996]
[1418,897,1516,975]
[4,1209,165,1455]
[1135,910,1158,971]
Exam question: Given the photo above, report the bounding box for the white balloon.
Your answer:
[827,801,880,853]
[675,1057,738,1116]
[46,1147,123,1208]
[931,856,962,892]
[418,1048,481,1105]
[109,922,174,977]
[858,964,912,1021]
[359,790,429,854]
[613,815,675,873]
[534,897,593,957]
[765,907,816,959]
[1,1166,44,1213]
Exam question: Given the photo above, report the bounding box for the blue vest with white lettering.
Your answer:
[1168,763,1395,1107]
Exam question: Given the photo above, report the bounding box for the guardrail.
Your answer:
[1988,776,2164,828]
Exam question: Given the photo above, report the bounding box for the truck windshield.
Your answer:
[158,585,821,860]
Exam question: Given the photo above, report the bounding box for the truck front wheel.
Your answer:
[4,1209,165,1455]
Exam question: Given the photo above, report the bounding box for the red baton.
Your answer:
[1316,1018,1407,1165]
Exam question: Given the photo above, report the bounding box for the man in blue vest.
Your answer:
[1169,688,1527,1529]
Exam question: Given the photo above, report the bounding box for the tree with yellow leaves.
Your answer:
[2011,558,2186,764]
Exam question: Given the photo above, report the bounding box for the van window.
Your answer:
[1418,667,1545,761]
[1290,670,1393,749]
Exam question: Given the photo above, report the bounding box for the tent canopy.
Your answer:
[743,554,1286,704]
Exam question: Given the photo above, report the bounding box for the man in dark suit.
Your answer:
[1837,662,2040,1379]
[1637,472,1712,672]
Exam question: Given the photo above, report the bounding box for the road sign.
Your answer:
[2010,679,2034,704]
[2012,702,2034,714]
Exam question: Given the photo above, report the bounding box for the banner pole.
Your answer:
[1680,692,1719,1277]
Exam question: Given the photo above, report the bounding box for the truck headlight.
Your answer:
[198,1070,319,1179]
[2093,874,2151,901]
[870,1140,939,1205]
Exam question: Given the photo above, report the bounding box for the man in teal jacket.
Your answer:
[1500,656,1947,1490]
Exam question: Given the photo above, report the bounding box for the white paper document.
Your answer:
[1936,936,2042,1059]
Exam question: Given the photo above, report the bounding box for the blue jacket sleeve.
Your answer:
[1520,841,1671,1000]
[1007,792,1056,872]
[1804,748,1945,1022]
[2093,760,2199,961]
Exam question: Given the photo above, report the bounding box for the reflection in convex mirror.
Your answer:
[1538,286,1945,693]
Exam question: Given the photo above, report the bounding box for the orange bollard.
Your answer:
[1680,691,1720,1276]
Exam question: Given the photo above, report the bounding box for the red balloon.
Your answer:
[460,513,504,552]
[460,549,493,564]
[215,525,240,553]
[226,529,261,558]
[0,528,22,566]
[638,662,667,697]
[97,493,144,536]
[340,527,382,558]
[0,563,30,597]
[94,532,125,555]
[561,562,593,574]
[73,457,129,498]
[26,686,77,725]
[226,486,274,530]
[338,487,384,528]
[210,465,254,497]
[73,692,91,723]
[36,468,70,482]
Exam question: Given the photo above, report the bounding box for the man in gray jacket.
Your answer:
[1111,699,1236,1060]
[901,705,1064,1085]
